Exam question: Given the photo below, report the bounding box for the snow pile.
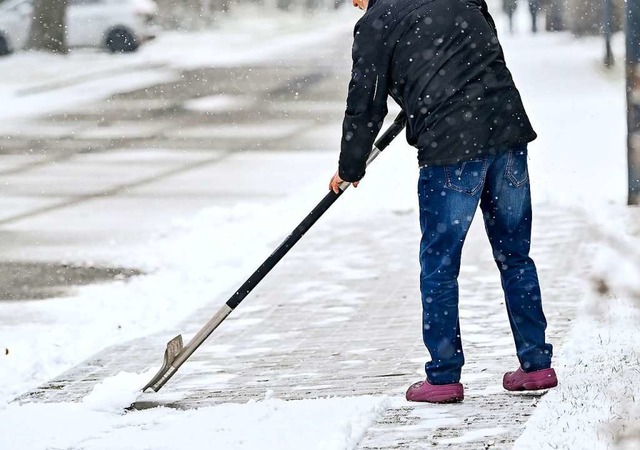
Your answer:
[588,206,640,297]
[514,296,640,450]
[515,207,640,450]
[82,371,154,413]
[0,384,389,450]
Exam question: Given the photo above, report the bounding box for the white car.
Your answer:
[0,0,158,56]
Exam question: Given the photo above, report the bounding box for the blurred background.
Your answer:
[0,1,634,54]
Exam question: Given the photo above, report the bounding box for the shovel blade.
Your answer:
[142,334,184,393]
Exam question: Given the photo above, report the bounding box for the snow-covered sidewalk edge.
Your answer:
[0,374,391,450]
[514,206,640,450]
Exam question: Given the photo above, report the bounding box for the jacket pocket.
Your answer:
[505,148,529,188]
[444,158,487,195]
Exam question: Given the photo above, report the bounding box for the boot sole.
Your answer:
[406,384,465,403]
[504,368,558,391]
[407,394,465,403]
[521,378,558,390]
[426,394,464,403]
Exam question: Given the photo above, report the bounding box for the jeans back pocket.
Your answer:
[444,158,488,195]
[505,147,529,188]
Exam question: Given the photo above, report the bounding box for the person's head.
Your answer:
[352,0,368,11]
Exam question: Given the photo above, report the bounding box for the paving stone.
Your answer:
[15,205,588,449]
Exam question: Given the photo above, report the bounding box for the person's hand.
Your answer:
[329,171,358,194]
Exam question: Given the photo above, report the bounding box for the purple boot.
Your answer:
[405,380,464,403]
[503,367,558,391]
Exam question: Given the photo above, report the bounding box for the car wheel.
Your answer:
[0,35,10,57]
[105,28,138,53]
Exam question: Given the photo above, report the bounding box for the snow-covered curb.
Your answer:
[514,207,640,450]
[0,371,390,450]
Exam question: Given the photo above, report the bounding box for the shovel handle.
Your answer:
[143,112,407,393]
[227,111,406,309]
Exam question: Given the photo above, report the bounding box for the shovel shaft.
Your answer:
[143,112,406,393]
[144,304,233,392]
[227,112,406,309]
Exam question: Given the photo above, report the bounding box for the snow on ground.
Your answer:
[515,297,640,450]
[514,202,640,449]
[1,2,639,449]
[0,374,388,450]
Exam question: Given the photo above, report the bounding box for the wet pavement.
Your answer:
[0,262,141,300]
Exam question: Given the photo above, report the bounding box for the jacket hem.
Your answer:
[417,134,537,167]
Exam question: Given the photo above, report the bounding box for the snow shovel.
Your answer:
[142,111,407,393]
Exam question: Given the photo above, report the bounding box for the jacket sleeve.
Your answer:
[339,22,390,183]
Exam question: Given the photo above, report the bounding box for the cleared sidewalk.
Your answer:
[16,194,588,448]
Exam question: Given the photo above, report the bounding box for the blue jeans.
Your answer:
[417,144,553,384]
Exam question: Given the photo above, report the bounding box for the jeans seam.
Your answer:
[506,150,529,188]
[444,159,487,196]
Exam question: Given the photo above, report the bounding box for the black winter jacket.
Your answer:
[339,0,537,182]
